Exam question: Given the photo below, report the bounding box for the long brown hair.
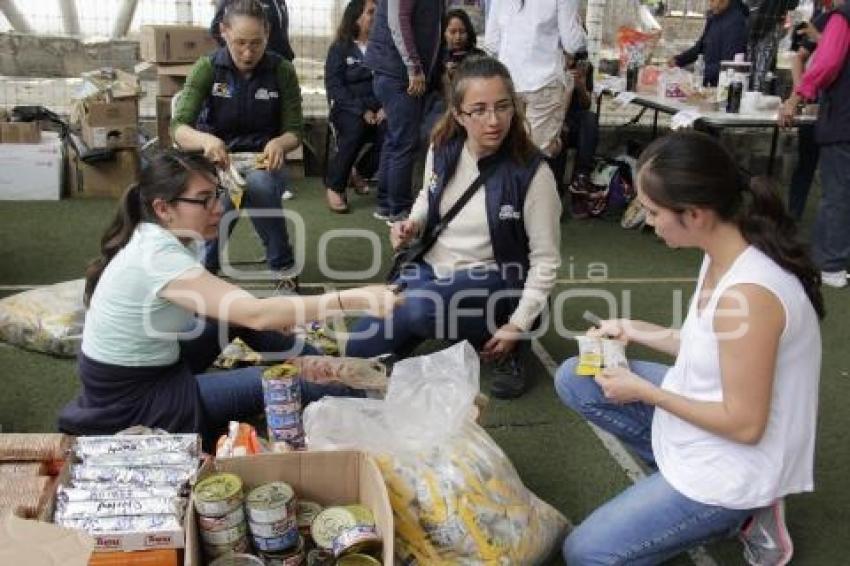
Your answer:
[83,151,217,306]
[637,131,825,318]
[335,0,368,44]
[430,55,537,164]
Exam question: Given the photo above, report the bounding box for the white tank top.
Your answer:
[652,246,821,509]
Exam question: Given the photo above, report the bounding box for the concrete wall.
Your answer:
[0,33,138,77]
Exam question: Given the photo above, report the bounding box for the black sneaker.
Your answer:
[490,353,530,399]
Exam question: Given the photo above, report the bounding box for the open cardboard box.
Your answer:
[185,450,393,566]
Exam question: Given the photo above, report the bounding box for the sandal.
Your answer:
[326,188,349,213]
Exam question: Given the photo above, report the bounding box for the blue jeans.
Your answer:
[373,73,424,215]
[812,142,850,272]
[345,263,510,358]
[204,167,294,272]
[181,318,359,448]
[555,357,752,565]
[788,123,819,221]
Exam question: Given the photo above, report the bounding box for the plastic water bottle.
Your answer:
[693,54,705,90]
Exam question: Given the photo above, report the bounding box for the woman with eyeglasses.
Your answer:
[173,0,300,285]
[345,56,561,400]
[58,151,398,449]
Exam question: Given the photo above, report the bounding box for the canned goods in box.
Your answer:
[332,524,381,557]
[246,481,296,523]
[249,515,297,538]
[261,534,306,565]
[336,554,381,566]
[199,505,245,532]
[194,472,244,517]
[296,500,323,536]
[200,522,248,546]
[209,553,265,566]
[306,548,335,566]
[204,535,250,560]
[311,506,373,550]
[252,528,300,552]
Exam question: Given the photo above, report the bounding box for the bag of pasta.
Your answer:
[0,279,85,357]
[304,342,568,564]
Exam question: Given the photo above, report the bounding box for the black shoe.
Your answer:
[490,355,530,399]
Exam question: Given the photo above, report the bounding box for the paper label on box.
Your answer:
[671,109,702,130]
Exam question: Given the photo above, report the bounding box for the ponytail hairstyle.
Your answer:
[636,131,825,319]
[222,0,270,31]
[83,150,217,306]
[335,0,368,45]
[430,55,537,164]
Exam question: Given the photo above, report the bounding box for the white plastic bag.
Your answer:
[304,342,568,564]
[0,280,85,357]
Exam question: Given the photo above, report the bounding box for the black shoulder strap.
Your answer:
[418,161,498,253]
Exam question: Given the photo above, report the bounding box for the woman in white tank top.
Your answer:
[555,131,824,566]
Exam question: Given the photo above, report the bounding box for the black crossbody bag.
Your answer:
[386,164,497,283]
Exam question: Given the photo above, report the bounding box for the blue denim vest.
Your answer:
[425,138,544,287]
[197,47,283,152]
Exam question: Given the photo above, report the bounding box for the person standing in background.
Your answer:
[211,0,294,62]
[784,5,829,220]
[668,0,750,86]
[447,0,487,35]
[485,0,586,159]
[746,0,800,91]
[780,0,850,288]
[365,0,446,223]
[324,0,383,214]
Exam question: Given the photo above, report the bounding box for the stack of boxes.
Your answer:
[0,110,63,201]
[139,25,217,148]
[68,68,142,198]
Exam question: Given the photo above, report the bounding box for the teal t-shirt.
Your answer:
[82,222,203,366]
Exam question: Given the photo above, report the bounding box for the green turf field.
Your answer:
[1,177,848,565]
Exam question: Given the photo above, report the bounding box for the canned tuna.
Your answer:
[194,473,244,517]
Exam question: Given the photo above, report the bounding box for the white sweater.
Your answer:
[408,144,561,331]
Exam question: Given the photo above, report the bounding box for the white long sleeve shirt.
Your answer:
[409,145,562,331]
[484,0,587,92]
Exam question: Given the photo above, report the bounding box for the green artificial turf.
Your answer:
[1,176,848,565]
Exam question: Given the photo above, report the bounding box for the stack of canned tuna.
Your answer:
[245,481,307,563]
[194,473,250,559]
[308,505,382,564]
[262,364,304,449]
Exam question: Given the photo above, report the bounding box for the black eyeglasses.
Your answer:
[170,185,226,210]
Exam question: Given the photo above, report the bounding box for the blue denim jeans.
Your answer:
[555,357,752,565]
[812,142,850,272]
[373,73,424,215]
[181,318,359,448]
[204,167,294,272]
[345,263,510,358]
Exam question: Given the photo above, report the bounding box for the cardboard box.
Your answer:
[0,131,63,200]
[140,25,216,64]
[0,121,41,144]
[185,451,394,566]
[67,144,140,199]
[52,457,184,553]
[157,64,193,97]
[87,548,179,566]
[156,96,173,148]
[81,99,139,150]
[0,514,94,565]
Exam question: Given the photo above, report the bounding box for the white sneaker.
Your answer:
[739,499,793,566]
[821,270,847,289]
[282,189,295,200]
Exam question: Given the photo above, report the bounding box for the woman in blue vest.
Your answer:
[324,0,384,214]
[173,0,302,287]
[345,56,562,399]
